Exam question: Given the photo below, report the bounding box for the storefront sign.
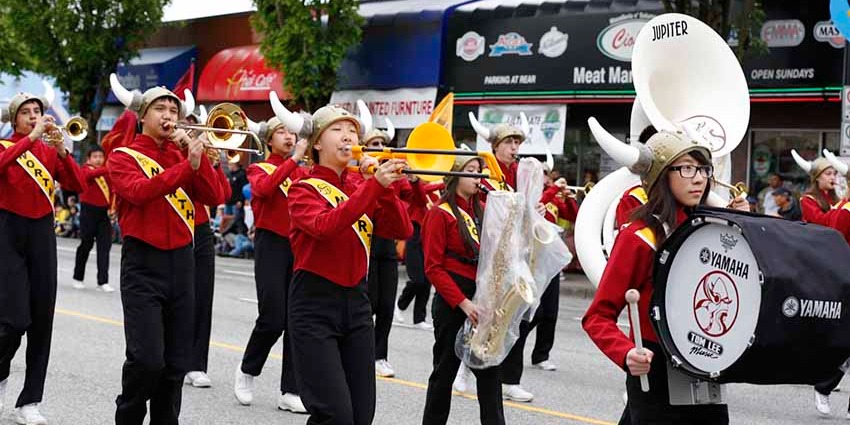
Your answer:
[760,20,806,47]
[472,104,566,155]
[456,31,486,62]
[596,15,652,62]
[814,21,845,48]
[489,32,534,57]
[329,87,437,129]
[539,27,569,58]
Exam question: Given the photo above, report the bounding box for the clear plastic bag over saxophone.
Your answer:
[454,158,572,369]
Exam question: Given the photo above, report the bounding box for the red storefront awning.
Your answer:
[197,45,291,102]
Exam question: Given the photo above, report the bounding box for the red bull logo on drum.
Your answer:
[693,270,740,337]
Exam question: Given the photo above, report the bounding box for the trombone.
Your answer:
[172,103,264,157]
[44,116,88,146]
[346,122,505,182]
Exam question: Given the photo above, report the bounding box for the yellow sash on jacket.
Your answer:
[301,178,374,266]
[0,140,54,206]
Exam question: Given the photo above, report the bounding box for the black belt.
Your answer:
[447,251,478,265]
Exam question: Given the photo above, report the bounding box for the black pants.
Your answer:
[241,230,297,394]
[398,223,431,324]
[289,271,375,425]
[115,237,194,425]
[73,203,112,285]
[0,211,56,408]
[368,236,399,361]
[189,222,215,372]
[423,273,505,425]
[501,276,560,384]
[624,341,728,425]
[815,369,845,395]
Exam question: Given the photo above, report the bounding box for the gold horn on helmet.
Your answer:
[175,103,265,159]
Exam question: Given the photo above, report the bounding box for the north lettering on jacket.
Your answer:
[652,20,688,41]
[702,249,749,279]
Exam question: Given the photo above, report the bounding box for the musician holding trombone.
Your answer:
[0,92,86,424]
[108,77,222,425]
[281,102,412,424]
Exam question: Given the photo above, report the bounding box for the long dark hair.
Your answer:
[804,178,838,212]
[630,150,711,246]
[439,176,483,256]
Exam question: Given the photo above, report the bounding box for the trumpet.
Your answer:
[563,182,594,194]
[44,116,88,146]
[170,103,264,159]
[346,122,505,182]
[712,179,748,199]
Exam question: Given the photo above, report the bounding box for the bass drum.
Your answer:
[651,207,850,384]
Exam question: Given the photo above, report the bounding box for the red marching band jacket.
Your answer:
[247,154,308,238]
[287,165,413,287]
[480,159,517,193]
[583,209,688,369]
[78,165,111,207]
[0,132,86,218]
[108,134,222,250]
[800,192,842,227]
[539,184,578,225]
[422,196,481,309]
[615,185,648,229]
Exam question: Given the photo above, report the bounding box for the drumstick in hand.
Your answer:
[625,289,650,392]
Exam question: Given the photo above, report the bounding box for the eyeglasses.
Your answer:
[668,164,713,179]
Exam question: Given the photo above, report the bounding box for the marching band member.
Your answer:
[72,145,115,292]
[0,92,85,424]
[422,155,504,424]
[498,176,579,401]
[185,124,232,389]
[359,121,428,378]
[791,151,841,227]
[234,117,308,413]
[583,131,746,424]
[108,78,222,424]
[469,116,521,192]
[283,103,412,424]
[396,181,444,328]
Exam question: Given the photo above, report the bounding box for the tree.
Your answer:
[253,0,364,112]
[0,6,33,76]
[662,0,767,60]
[1,0,170,149]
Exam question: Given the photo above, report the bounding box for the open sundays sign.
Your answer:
[445,3,842,93]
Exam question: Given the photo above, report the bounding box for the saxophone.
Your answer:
[468,193,535,363]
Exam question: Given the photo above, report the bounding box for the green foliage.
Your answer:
[661,0,767,60]
[0,7,33,76]
[0,0,169,147]
[253,0,363,112]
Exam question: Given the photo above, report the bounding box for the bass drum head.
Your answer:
[653,219,762,379]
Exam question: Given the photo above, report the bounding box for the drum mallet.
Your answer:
[625,289,650,392]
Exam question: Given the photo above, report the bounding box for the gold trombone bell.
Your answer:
[44,116,89,146]
[175,103,264,159]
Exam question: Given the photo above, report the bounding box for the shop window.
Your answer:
[749,130,822,202]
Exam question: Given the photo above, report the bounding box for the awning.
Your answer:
[330,88,437,129]
[338,0,473,91]
[196,45,290,102]
[107,46,196,103]
[162,0,254,22]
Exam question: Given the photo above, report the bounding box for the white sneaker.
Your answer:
[14,403,47,425]
[185,371,212,388]
[98,284,115,293]
[277,393,308,414]
[71,280,85,289]
[845,411,850,420]
[532,360,558,371]
[0,378,6,414]
[815,389,831,416]
[393,306,405,323]
[414,321,434,331]
[375,359,395,378]
[503,384,534,402]
[234,366,254,405]
[452,364,476,395]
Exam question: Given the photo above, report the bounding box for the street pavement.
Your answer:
[0,237,847,424]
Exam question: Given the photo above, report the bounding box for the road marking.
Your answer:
[55,307,614,425]
[220,269,255,277]
[237,297,259,304]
